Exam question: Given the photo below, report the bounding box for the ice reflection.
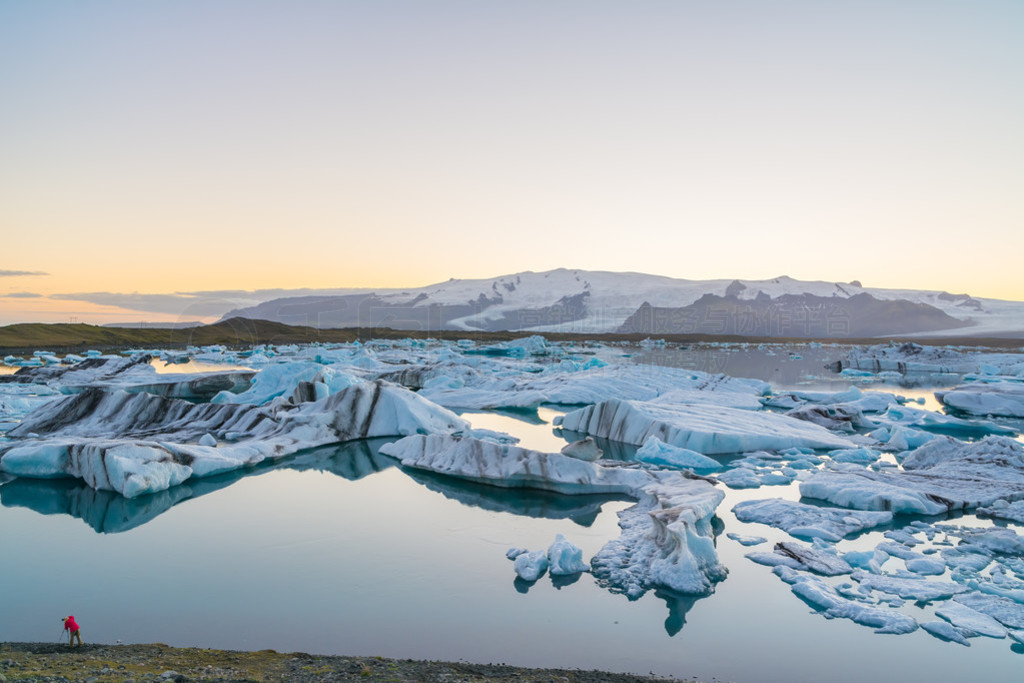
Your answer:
[0,438,396,533]
[402,466,632,527]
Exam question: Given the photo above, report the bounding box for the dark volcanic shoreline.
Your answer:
[0,642,694,682]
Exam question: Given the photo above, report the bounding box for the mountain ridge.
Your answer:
[218,269,1024,338]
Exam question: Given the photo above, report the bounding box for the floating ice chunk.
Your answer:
[800,470,949,515]
[2,381,468,497]
[382,434,653,496]
[936,382,1024,418]
[830,448,881,465]
[592,480,728,596]
[879,404,1016,438]
[211,362,358,405]
[940,547,992,573]
[978,499,1024,524]
[905,557,947,576]
[514,549,549,581]
[801,436,1024,515]
[547,534,590,575]
[747,542,852,576]
[852,570,965,601]
[920,620,971,646]
[955,592,1024,629]
[937,601,1007,638]
[956,527,1024,556]
[559,398,855,455]
[883,529,920,546]
[633,436,720,470]
[727,533,767,546]
[717,468,764,489]
[843,549,889,574]
[732,499,893,542]
[198,433,217,447]
[560,437,603,462]
[774,566,917,634]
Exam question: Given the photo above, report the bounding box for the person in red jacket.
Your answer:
[62,615,82,646]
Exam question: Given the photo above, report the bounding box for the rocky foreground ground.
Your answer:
[0,643,693,682]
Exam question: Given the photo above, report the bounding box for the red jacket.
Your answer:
[63,616,79,632]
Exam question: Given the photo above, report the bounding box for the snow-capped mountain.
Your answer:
[220,269,1024,338]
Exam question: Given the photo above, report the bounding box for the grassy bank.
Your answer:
[0,642,691,682]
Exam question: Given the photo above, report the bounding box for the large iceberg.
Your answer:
[557,399,855,455]
[1,381,468,498]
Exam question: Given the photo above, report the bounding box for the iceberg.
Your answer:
[800,437,1024,515]
[547,534,590,575]
[936,380,1024,418]
[211,362,359,405]
[633,436,720,470]
[852,570,966,601]
[746,542,853,576]
[558,398,855,455]
[920,620,971,646]
[514,550,549,582]
[732,499,893,542]
[774,566,918,634]
[1,381,468,497]
[955,592,1024,629]
[936,601,1008,638]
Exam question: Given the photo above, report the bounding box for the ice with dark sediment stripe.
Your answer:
[0,380,468,498]
[557,398,855,455]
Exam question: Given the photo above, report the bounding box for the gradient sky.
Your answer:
[2,0,1022,324]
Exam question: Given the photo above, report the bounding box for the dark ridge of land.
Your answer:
[0,642,693,682]
[0,318,1021,355]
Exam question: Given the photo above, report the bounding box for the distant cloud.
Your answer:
[0,269,48,277]
[52,287,370,317]
[50,292,245,317]
[0,291,43,298]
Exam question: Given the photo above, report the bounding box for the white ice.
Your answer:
[558,398,855,455]
[732,498,893,542]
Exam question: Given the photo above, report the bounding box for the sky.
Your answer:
[2,0,1022,325]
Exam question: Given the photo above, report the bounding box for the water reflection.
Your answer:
[655,588,704,637]
[402,466,632,527]
[0,438,396,533]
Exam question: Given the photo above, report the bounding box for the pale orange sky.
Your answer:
[2,1,1022,324]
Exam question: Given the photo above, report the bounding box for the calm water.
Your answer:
[1,347,1022,682]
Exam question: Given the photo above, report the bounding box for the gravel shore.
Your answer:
[0,643,694,682]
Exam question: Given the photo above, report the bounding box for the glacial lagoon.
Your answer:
[2,342,1023,682]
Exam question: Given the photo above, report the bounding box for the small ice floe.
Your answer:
[726,533,767,546]
[732,498,893,542]
[936,381,1024,418]
[560,437,603,462]
[746,541,852,576]
[773,566,918,634]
